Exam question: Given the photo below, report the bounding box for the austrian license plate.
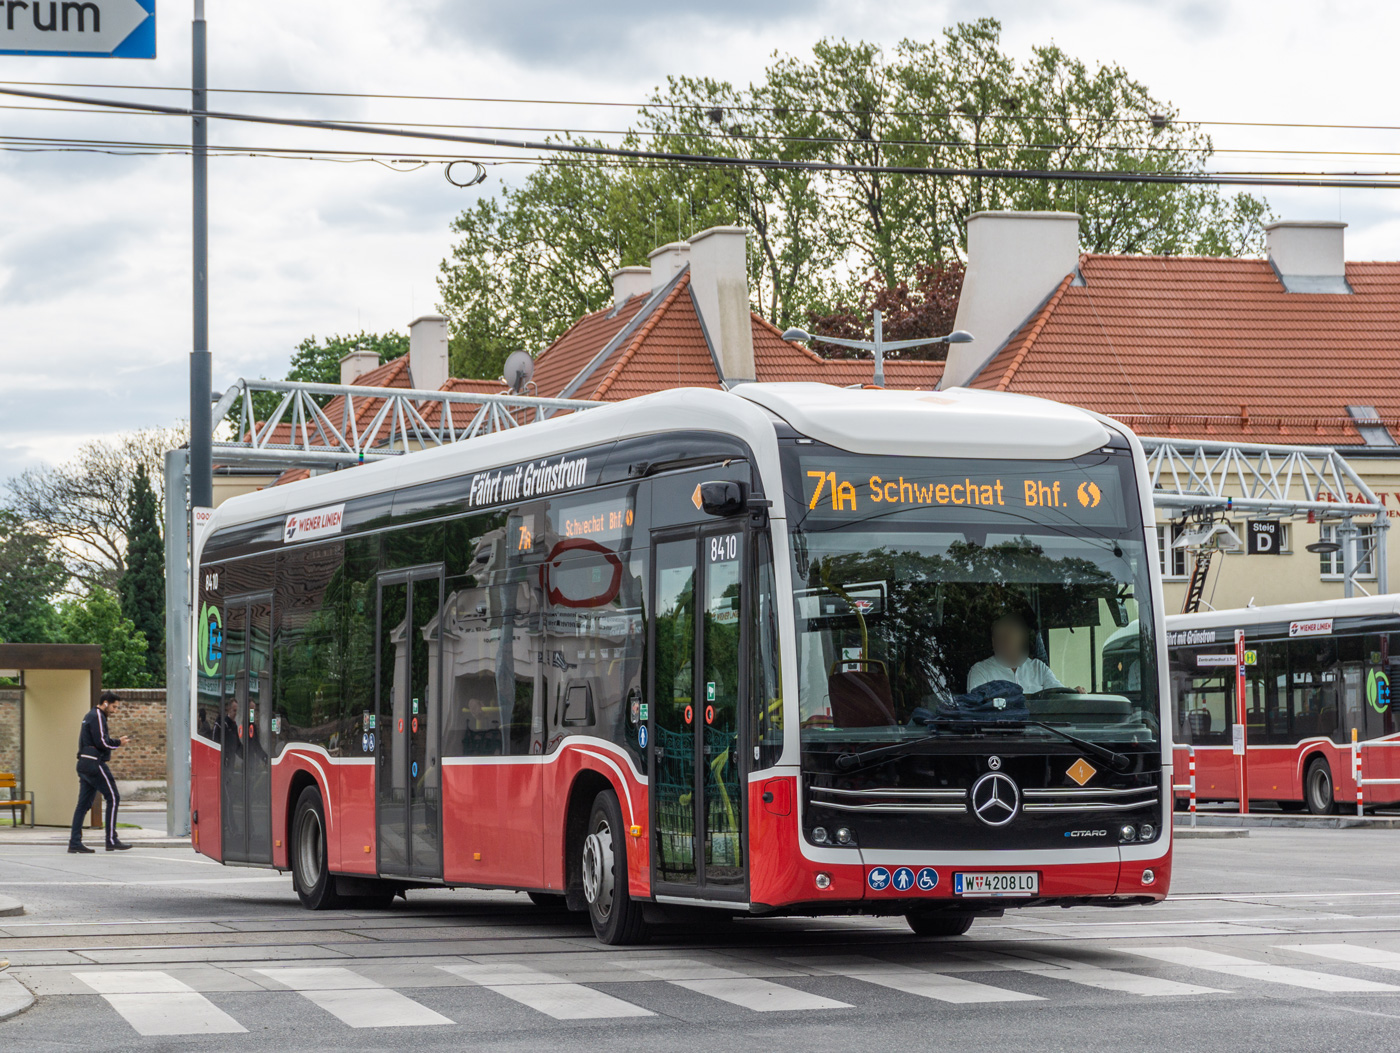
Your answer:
[953,871,1039,897]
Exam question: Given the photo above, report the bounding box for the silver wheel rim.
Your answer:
[1312,768,1331,808]
[581,819,615,919]
[297,808,324,891]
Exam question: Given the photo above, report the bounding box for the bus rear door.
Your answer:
[220,593,273,864]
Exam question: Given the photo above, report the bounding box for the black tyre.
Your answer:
[1305,757,1337,816]
[906,912,975,937]
[291,785,345,910]
[580,790,647,945]
[527,891,569,909]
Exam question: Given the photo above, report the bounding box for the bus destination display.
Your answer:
[797,455,1127,527]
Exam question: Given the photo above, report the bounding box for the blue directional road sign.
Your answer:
[1,0,155,58]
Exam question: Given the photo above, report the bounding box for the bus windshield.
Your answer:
[784,446,1160,754]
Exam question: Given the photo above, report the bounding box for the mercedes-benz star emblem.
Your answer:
[987,755,1002,771]
[970,771,1021,828]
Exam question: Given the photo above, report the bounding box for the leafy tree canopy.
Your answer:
[0,510,67,644]
[119,464,165,684]
[60,588,151,689]
[439,19,1270,370]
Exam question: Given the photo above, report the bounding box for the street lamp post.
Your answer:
[781,309,973,386]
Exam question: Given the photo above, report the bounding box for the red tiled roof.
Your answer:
[969,254,1400,445]
[531,292,654,399]
[530,271,946,402]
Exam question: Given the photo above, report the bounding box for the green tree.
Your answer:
[119,464,164,684]
[60,589,150,689]
[0,510,66,644]
[439,20,1271,363]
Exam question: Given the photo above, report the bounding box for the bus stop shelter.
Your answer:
[0,644,102,827]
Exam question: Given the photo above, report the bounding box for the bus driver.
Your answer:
[967,612,1068,694]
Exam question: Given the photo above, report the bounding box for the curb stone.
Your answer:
[0,971,35,1022]
[0,896,21,918]
[1173,827,1250,839]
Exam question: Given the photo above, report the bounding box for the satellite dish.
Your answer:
[502,350,534,394]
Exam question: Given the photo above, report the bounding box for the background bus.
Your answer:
[1163,597,1400,814]
[191,383,1173,944]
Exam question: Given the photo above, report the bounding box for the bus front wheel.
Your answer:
[580,790,648,945]
[906,912,975,937]
[1305,758,1337,816]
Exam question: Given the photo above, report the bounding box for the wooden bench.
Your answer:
[0,772,33,827]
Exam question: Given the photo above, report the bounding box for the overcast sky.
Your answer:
[1,0,1396,484]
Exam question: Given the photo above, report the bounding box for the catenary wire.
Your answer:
[4,85,1400,189]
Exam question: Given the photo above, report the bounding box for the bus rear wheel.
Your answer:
[1305,758,1337,815]
[580,790,647,945]
[292,785,345,910]
[906,912,975,937]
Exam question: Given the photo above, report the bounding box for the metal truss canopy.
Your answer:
[210,378,602,469]
[1141,437,1389,520]
[1141,437,1390,599]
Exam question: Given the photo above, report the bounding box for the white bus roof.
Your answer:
[1167,595,1400,633]
[202,383,1122,537]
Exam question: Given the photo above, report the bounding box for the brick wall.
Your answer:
[0,686,167,787]
[104,688,167,781]
[0,689,20,781]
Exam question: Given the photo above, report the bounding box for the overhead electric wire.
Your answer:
[4,84,1400,189]
[15,101,1400,161]
[9,77,1400,134]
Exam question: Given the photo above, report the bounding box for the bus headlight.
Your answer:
[1119,824,1138,842]
[835,827,854,845]
[815,872,832,890]
[811,826,829,844]
[1138,823,1157,841]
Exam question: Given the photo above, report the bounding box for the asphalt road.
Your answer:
[4,829,1400,1052]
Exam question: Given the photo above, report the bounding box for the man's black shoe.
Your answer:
[68,844,95,854]
[105,841,133,852]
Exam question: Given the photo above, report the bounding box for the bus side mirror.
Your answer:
[700,480,747,517]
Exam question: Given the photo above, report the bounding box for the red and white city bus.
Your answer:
[190,383,1172,944]
[1164,597,1400,815]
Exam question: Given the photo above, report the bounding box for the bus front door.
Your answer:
[649,528,748,901]
[375,571,444,879]
[219,593,273,864]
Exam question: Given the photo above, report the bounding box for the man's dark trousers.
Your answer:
[69,757,120,849]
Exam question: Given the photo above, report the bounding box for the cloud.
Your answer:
[425,0,822,70]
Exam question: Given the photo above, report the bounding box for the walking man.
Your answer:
[68,691,132,853]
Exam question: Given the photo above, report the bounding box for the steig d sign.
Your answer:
[1247,520,1281,555]
[0,0,155,58]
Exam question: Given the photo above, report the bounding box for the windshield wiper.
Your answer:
[926,718,1131,773]
[829,730,939,772]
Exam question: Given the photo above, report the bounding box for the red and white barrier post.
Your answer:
[1353,728,1364,817]
[1188,746,1197,827]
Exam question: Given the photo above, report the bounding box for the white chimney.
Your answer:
[338,347,379,386]
[687,226,755,384]
[1266,220,1350,293]
[647,241,690,291]
[610,266,652,308]
[941,211,1081,389]
[408,314,450,391]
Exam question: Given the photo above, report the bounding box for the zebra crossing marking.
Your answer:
[437,961,654,1020]
[252,966,451,1028]
[73,970,246,1036]
[630,957,850,1011]
[785,954,1041,1004]
[1125,948,1400,993]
